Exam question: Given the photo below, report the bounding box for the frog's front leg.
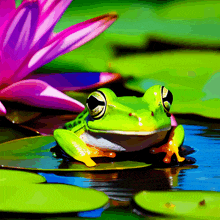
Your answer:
[53,129,116,167]
[150,125,185,164]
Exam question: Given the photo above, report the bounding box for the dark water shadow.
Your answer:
[40,168,171,202]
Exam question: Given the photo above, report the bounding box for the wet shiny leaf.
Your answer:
[134,190,220,219]
[0,184,108,213]
[110,51,220,118]
[0,169,46,185]
[0,135,150,171]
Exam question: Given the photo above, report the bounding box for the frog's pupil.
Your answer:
[86,95,105,111]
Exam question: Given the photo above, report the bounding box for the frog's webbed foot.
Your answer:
[53,129,116,167]
[54,129,96,167]
[150,125,185,164]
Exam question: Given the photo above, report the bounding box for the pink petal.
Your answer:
[38,0,67,14]
[16,13,117,80]
[0,79,85,112]
[0,101,6,115]
[31,0,72,50]
[47,12,118,57]
[0,1,39,86]
[0,0,15,20]
[27,72,121,91]
[170,114,178,127]
[0,0,16,41]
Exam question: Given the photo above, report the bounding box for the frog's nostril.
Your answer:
[151,111,154,116]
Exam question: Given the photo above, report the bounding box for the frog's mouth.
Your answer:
[88,126,171,136]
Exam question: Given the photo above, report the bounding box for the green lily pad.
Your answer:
[152,0,220,47]
[58,160,150,171]
[0,136,150,171]
[0,169,46,184]
[134,190,220,219]
[157,1,220,20]
[0,184,108,213]
[110,51,220,118]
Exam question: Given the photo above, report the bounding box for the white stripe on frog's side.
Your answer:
[80,132,126,152]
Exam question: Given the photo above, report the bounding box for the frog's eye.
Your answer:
[86,91,106,119]
[161,86,173,114]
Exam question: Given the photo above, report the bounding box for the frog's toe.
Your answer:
[83,158,97,167]
[150,143,185,165]
[163,154,172,164]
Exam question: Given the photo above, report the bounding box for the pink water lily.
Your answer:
[0,0,117,115]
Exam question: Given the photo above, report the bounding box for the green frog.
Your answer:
[53,85,185,167]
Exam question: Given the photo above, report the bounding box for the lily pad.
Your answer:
[109,51,220,118]
[0,184,108,213]
[0,169,46,185]
[157,0,220,20]
[152,0,220,47]
[134,190,220,219]
[0,136,150,171]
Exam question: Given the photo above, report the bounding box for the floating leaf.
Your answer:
[110,51,220,118]
[0,135,150,171]
[0,169,46,185]
[0,184,108,213]
[157,1,220,20]
[152,0,220,46]
[134,191,220,219]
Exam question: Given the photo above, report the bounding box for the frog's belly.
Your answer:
[80,130,168,152]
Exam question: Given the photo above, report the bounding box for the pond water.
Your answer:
[0,115,220,219]
[176,116,220,192]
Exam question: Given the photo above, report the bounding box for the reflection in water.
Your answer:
[161,166,198,188]
[40,169,171,201]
